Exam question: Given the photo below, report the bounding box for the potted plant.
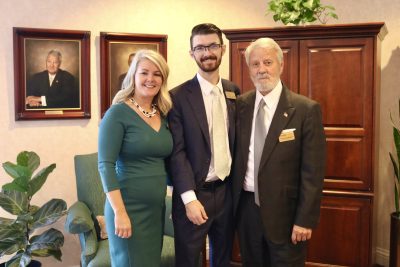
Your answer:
[0,151,67,267]
[266,0,338,25]
[390,99,400,267]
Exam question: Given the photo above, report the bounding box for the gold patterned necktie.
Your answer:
[254,100,268,205]
[212,87,229,180]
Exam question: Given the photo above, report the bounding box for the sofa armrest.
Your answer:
[65,201,100,266]
[65,201,94,234]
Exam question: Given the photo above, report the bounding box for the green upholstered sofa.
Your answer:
[64,153,175,267]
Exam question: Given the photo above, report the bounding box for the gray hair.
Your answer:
[47,49,62,62]
[244,38,283,66]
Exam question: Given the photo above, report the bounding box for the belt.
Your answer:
[201,179,225,190]
[242,189,254,195]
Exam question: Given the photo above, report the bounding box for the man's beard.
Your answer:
[252,75,278,95]
[195,55,222,73]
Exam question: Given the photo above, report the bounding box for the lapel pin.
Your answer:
[284,112,288,117]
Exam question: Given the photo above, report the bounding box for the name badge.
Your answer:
[279,128,296,142]
[225,91,236,99]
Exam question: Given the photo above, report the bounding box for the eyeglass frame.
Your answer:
[192,43,223,54]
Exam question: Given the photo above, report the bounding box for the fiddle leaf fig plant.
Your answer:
[0,151,67,267]
[390,99,400,215]
[266,0,338,25]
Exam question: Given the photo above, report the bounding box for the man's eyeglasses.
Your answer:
[192,43,222,53]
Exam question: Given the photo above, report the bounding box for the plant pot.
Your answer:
[0,260,41,267]
[390,212,400,267]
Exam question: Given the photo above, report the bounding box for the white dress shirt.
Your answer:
[181,73,231,204]
[243,81,282,192]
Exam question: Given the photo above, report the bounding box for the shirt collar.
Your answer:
[197,73,223,95]
[255,80,282,110]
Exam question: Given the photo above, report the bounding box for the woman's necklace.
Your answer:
[129,97,157,118]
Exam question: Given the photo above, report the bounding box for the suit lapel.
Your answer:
[259,86,295,169]
[221,79,236,150]
[185,76,211,147]
[240,91,256,166]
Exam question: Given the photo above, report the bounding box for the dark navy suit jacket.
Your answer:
[168,76,240,197]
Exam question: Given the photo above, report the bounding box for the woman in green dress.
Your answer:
[98,49,173,266]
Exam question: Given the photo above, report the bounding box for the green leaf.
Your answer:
[331,13,339,19]
[0,190,29,215]
[2,175,30,193]
[0,221,25,241]
[31,248,62,261]
[390,152,399,181]
[324,5,336,10]
[17,151,40,173]
[31,199,67,230]
[394,127,400,167]
[28,164,56,197]
[303,0,315,9]
[5,252,31,267]
[2,162,31,181]
[266,0,337,25]
[390,99,400,212]
[29,228,64,250]
[28,228,64,260]
[0,217,14,224]
[0,241,20,257]
[0,221,26,256]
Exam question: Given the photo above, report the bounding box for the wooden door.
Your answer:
[299,37,375,266]
[299,37,374,191]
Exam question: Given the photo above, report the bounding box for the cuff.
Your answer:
[181,190,197,205]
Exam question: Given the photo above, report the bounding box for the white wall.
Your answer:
[0,0,399,266]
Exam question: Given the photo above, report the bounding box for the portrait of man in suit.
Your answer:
[25,49,79,109]
[232,37,326,266]
[168,23,240,267]
[116,52,135,92]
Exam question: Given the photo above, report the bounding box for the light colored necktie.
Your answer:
[254,100,268,205]
[49,75,55,86]
[212,87,229,180]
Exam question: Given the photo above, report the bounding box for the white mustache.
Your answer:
[257,74,270,79]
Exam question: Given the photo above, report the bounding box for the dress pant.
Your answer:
[172,180,234,267]
[237,190,307,267]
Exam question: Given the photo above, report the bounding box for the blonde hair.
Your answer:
[244,37,283,66]
[112,49,172,116]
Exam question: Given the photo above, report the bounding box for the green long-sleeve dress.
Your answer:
[98,102,172,267]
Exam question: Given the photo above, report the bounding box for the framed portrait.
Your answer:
[100,32,167,117]
[13,27,91,120]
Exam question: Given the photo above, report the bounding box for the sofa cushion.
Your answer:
[65,201,94,234]
[87,239,111,267]
[74,153,106,216]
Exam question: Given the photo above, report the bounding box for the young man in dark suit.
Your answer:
[168,23,240,267]
[232,37,326,266]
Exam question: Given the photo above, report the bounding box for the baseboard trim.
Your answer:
[376,247,389,267]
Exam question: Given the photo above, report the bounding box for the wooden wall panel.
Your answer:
[299,38,373,128]
[306,195,371,267]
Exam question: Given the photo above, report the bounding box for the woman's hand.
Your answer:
[114,209,132,238]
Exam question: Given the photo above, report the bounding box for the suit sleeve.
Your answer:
[168,92,197,196]
[295,102,326,228]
